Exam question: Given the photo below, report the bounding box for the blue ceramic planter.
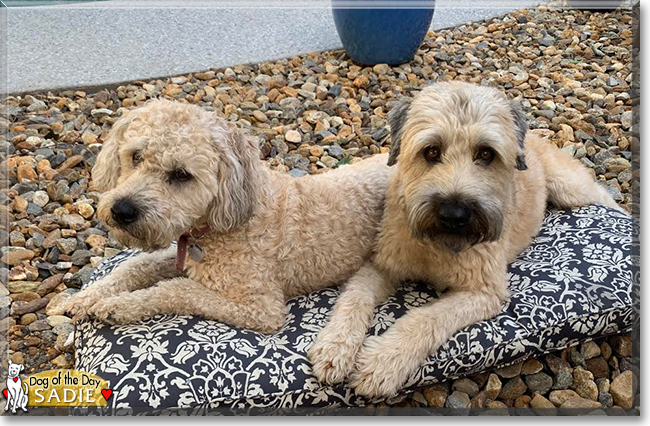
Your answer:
[332,2,435,66]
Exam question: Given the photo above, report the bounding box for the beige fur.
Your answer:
[66,99,392,333]
[309,81,625,398]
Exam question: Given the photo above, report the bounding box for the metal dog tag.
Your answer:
[188,243,204,263]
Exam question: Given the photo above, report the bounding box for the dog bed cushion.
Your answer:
[71,205,638,415]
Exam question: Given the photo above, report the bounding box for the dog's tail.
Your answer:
[21,383,28,395]
[533,137,625,213]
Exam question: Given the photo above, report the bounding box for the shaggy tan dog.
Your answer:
[309,81,624,397]
[66,99,392,333]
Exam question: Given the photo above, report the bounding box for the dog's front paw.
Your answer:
[65,275,123,320]
[308,329,361,385]
[65,289,105,320]
[349,335,414,399]
[86,296,139,325]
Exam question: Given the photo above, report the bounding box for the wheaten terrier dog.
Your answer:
[66,99,392,333]
[309,81,625,397]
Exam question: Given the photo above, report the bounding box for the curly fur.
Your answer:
[67,99,393,333]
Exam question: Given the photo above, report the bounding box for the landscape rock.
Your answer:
[610,370,634,408]
[423,386,447,408]
[484,374,502,399]
[553,370,573,390]
[11,298,49,315]
[530,393,555,409]
[560,397,602,409]
[521,359,544,375]
[445,391,470,409]
[525,372,553,395]
[452,378,479,398]
[580,341,601,360]
[495,362,523,379]
[574,380,599,401]
[610,336,632,357]
[499,377,527,400]
[549,390,580,406]
[45,289,78,316]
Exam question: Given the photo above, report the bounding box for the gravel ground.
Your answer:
[0,4,637,415]
[366,332,639,415]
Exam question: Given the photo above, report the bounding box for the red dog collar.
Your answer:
[176,225,210,271]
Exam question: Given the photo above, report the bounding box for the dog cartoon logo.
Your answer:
[4,360,29,413]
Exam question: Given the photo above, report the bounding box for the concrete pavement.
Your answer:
[5,0,539,94]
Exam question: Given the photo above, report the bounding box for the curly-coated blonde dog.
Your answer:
[65,99,392,333]
[309,81,625,397]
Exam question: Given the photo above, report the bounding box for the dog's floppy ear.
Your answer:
[207,124,260,233]
[19,364,24,373]
[387,97,412,166]
[92,112,131,192]
[509,101,528,171]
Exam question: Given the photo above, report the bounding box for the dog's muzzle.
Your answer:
[409,194,502,250]
[433,197,502,248]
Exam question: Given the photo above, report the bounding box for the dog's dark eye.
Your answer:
[132,151,143,166]
[423,146,441,163]
[476,147,495,164]
[169,168,193,183]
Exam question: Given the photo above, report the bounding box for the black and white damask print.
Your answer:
[72,206,639,415]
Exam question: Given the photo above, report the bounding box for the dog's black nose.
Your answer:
[439,203,471,232]
[111,199,139,225]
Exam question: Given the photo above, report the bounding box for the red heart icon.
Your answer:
[2,389,7,398]
[101,389,112,401]
[13,378,17,382]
